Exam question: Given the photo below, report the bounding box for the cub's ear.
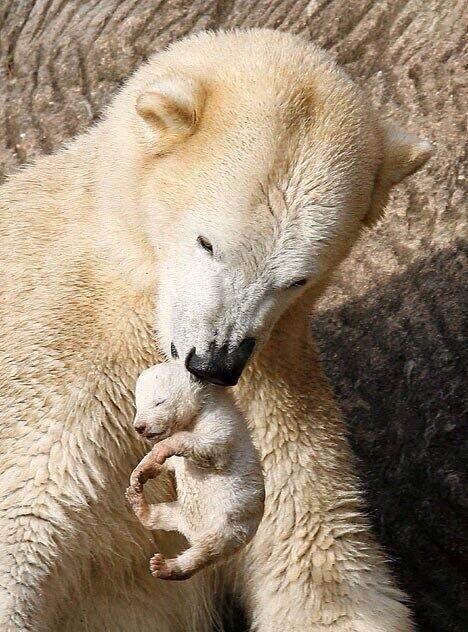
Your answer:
[135,75,205,154]
[364,121,433,227]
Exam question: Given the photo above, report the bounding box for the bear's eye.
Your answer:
[197,235,213,255]
[288,278,308,289]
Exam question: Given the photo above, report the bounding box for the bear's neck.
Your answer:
[236,288,351,464]
[90,122,158,295]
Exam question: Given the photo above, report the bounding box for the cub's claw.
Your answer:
[150,553,173,580]
[150,553,190,581]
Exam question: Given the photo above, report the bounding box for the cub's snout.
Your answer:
[133,417,167,440]
[185,337,256,386]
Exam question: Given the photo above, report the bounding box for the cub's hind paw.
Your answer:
[150,553,191,581]
[150,553,172,579]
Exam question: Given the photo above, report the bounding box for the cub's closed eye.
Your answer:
[197,235,213,255]
[288,278,308,289]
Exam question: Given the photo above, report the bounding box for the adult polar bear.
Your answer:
[0,29,431,631]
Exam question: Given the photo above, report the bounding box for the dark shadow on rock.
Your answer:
[312,242,467,632]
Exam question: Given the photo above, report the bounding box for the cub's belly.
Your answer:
[172,458,237,534]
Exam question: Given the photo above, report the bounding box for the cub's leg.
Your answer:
[127,444,182,531]
[150,531,230,581]
[126,486,181,532]
[150,432,227,470]
[129,449,166,490]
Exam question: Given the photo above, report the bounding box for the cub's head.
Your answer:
[134,362,202,440]
[105,29,432,386]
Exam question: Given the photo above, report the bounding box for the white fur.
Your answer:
[127,362,264,580]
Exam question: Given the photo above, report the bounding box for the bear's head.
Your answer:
[134,362,202,440]
[101,30,432,386]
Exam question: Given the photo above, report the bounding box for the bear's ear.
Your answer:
[364,121,433,227]
[135,75,205,154]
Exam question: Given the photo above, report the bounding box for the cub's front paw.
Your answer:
[130,460,162,489]
[125,485,144,514]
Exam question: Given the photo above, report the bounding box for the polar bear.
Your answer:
[0,29,431,632]
[126,361,265,581]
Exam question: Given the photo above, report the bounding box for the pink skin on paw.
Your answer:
[125,486,143,511]
[150,554,190,581]
[125,486,151,527]
[126,481,142,499]
[150,553,172,579]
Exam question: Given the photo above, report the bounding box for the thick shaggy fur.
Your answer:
[0,30,430,631]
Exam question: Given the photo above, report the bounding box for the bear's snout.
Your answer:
[185,337,256,387]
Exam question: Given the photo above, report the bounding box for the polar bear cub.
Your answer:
[126,361,265,580]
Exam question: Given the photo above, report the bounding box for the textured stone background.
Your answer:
[0,1,466,630]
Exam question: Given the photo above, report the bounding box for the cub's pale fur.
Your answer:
[126,362,264,581]
[0,29,431,631]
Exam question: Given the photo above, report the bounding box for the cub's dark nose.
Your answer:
[134,422,147,435]
[185,338,256,386]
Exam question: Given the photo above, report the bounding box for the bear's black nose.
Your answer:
[185,338,256,386]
